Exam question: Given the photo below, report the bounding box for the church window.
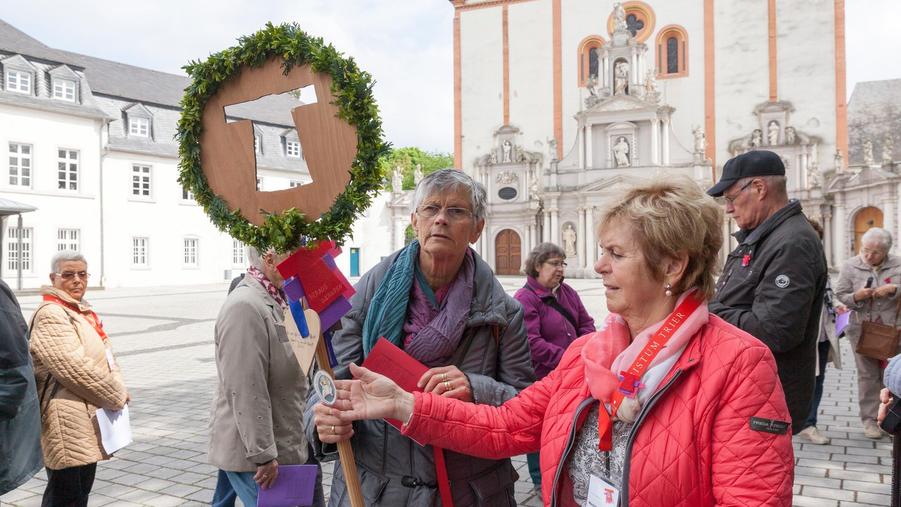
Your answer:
[577,36,605,86]
[656,26,688,78]
[607,2,655,43]
[626,14,645,37]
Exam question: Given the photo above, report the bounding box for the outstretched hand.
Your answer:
[333,363,416,424]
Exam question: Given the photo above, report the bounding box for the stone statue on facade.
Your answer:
[750,129,763,148]
[413,164,423,185]
[863,139,874,166]
[834,149,843,171]
[529,171,541,197]
[548,138,558,160]
[692,125,707,155]
[644,69,658,101]
[883,135,894,165]
[613,3,628,32]
[784,126,797,145]
[392,165,403,192]
[585,75,601,108]
[614,60,630,96]
[613,136,631,167]
[767,120,780,146]
[562,223,577,258]
[502,140,513,163]
[807,163,821,188]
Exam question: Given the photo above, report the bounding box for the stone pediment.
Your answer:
[826,165,897,192]
[579,174,639,193]
[589,94,654,113]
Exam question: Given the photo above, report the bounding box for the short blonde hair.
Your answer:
[597,176,723,299]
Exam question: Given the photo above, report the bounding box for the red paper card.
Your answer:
[362,338,428,428]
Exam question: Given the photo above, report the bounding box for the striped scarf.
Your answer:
[362,241,419,356]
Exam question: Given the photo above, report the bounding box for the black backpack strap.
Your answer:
[523,284,579,331]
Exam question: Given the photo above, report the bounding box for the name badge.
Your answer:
[105,349,117,370]
[586,474,619,507]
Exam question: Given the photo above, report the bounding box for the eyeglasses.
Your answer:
[416,204,474,221]
[722,179,755,204]
[55,271,89,280]
[545,260,567,268]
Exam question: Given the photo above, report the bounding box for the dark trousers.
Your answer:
[41,463,97,507]
[526,452,541,487]
[805,340,831,429]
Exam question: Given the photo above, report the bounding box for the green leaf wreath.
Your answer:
[176,22,389,253]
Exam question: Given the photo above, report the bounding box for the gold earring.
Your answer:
[665,283,673,297]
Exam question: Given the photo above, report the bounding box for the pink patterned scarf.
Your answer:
[581,290,708,421]
[247,266,287,309]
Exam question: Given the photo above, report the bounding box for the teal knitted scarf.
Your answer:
[361,240,419,356]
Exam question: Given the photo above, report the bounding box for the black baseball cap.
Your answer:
[707,150,785,197]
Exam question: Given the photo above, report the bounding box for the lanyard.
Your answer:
[42,295,108,341]
[597,292,702,450]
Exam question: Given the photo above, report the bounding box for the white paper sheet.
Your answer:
[96,404,132,454]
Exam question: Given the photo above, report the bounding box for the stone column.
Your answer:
[543,212,551,242]
[550,208,559,246]
[651,119,660,165]
[833,199,847,266]
[630,47,638,85]
[585,123,593,168]
[822,209,834,268]
[577,207,586,268]
[662,119,671,165]
[584,207,594,269]
[602,53,609,88]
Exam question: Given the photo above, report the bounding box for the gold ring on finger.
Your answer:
[331,425,336,434]
[441,373,448,382]
[444,381,451,391]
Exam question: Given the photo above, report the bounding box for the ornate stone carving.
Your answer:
[413,164,423,184]
[562,223,577,258]
[807,163,821,188]
[692,125,707,154]
[883,135,894,165]
[767,120,780,146]
[863,139,874,166]
[612,136,631,167]
[502,140,513,163]
[613,2,628,32]
[496,171,518,185]
[784,126,797,145]
[750,129,763,148]
[392,165,403,192]
[614,59,630,96]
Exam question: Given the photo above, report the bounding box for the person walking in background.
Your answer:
[834,227,901,439]
[514,242,595,489]
[707,150,828,435]
[0,279,42,496]
[30,251,129,507]
[797,219,846,445]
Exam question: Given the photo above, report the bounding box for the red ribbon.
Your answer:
[597,293,703,450]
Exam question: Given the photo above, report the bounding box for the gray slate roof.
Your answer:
[0,196,37,216]
[847,79,901,164]
[0,18,299,126]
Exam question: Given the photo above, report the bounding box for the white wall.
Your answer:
[0,104,103,289]
[508,1,554,161]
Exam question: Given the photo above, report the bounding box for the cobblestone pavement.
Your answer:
[1,278,893,506]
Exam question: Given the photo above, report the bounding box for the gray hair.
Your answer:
[411,169,487,221]
[522,242,566,277]
[862,227,893,251]
[51,250,87,273]
[245,245,275,270]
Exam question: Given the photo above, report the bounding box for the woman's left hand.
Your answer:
[419,365,472,402]
[874,284,898,299]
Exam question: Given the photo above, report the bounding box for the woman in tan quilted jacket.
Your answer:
[30,251,128,507]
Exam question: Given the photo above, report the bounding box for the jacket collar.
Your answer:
[734,199,803,246]
[238,275,280,309]
[525,276,554,297]
[40,285,92,312]
[846,253,901,272]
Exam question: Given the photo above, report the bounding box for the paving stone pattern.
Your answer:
[0,280,893,506]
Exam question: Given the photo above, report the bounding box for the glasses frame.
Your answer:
[54,271,90,280]
[722,179,756,205]
[415,204,474,222]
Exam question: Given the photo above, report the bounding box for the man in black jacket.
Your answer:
[708,150,828,435]
[0,279,42,494]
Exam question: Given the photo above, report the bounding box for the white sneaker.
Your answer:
[863,421,884,439]
[798,426,830,444]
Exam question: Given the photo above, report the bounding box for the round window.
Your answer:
[498,187,518,200]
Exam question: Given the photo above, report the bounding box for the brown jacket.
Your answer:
[30,287,127,470]
[208,275,311,471]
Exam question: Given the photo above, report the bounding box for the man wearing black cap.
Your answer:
[708,150,827,436]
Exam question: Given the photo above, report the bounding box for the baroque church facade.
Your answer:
[391,0,849,277]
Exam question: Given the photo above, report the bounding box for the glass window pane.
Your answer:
[667,37,679,74]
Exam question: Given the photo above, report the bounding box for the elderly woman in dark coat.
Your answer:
[306,169,534,506]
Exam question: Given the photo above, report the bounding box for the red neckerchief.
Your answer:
[596,293,703,450]
[42,294,108,341]
[247,266,287,308]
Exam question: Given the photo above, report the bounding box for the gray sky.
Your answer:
[3,0,897,153]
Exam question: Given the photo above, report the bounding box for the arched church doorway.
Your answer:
[853,206,884,254]
[495,229,522,275]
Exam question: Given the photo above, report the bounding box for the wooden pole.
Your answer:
[305,310,364,507]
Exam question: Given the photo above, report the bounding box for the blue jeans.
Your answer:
[805,340,831,428]
[219,471,258,507]
[211,470,237,507]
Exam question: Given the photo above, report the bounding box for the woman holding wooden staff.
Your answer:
[308,169,534,506]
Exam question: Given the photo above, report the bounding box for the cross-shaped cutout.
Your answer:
[626,14,644,37]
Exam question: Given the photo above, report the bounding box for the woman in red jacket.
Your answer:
[329,177,794,507]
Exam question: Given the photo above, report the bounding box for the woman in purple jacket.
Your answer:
[514,242,596,490]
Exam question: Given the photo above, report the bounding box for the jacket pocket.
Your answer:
[467,462,518,506]
[358,469,390,504]
[274,324,290,343]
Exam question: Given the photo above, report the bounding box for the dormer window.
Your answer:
[53,79,76,101]
[286,140,301,158]
[6,69,32,94]
[129,117,149,137]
